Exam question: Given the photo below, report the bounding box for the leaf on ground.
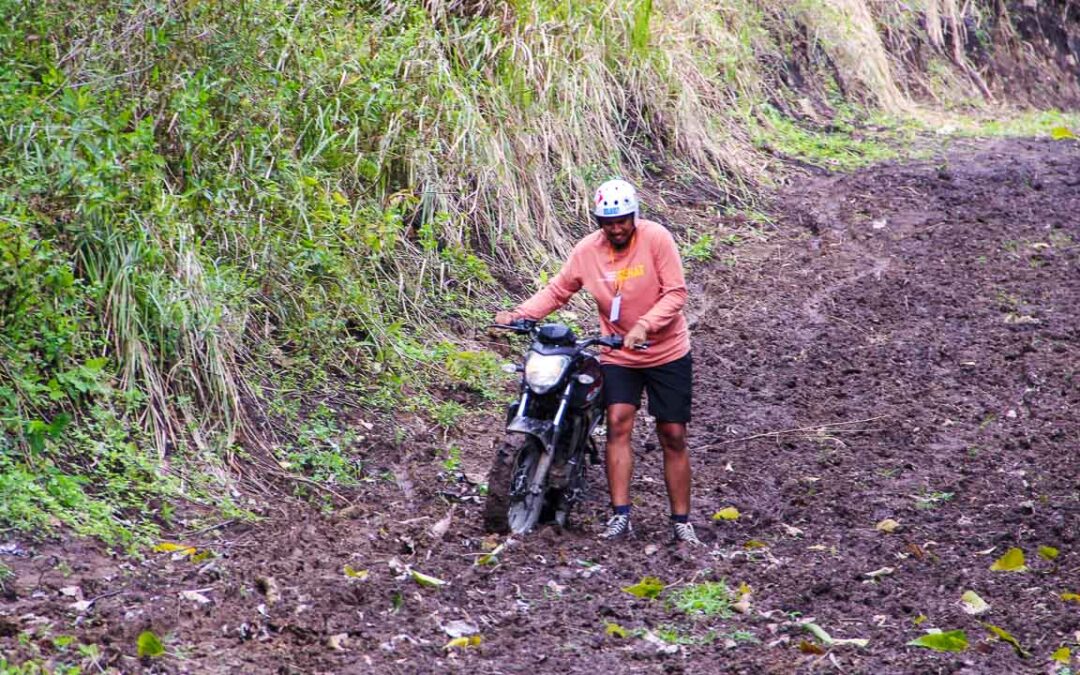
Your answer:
[875,518,901,533]
[153,542,196,556]
[989,547,1027,572]
[1050,126,1077,140]
[803,622,867,648]
[712,507,740,521]
[410,568,447,588]
[744,539,768,549]
[605,622,630,638]
[983,623,1029,657]
[799,639,826,654]
[1060,592,1080,603]
[907,630,968,652]
[475,542,506,566]
[1038,546,1060,561]
[1051,646,1071,663]
[443,635,482,650]
[343,565,369,580]
[913,614,928,626]
[137,631,165,658]
[622,576,665,599]
[863,566,895,579]
[326,633,349,651]
[960,590,991,615]
[429,507,454,539]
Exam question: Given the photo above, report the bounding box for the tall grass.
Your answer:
[0,0,1035,536]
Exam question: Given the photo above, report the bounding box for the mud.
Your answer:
[2,138,1078,673]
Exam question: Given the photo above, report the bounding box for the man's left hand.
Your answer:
[624,323,648,350]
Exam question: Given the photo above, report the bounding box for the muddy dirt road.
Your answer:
[3,138,1078,673]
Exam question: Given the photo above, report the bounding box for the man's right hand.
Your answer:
[494,311,517,325]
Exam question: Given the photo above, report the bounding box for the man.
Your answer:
[495,178,699,545]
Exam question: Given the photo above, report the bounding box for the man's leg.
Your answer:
[605,403,637,508]
[657,421,691,515]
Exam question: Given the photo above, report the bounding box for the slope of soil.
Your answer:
[2,138,1078,673]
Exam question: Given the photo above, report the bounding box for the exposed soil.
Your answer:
[3,138,1078,673]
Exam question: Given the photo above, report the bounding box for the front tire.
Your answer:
[483,433,545,534]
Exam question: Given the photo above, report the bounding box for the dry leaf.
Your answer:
[327,633,349,651]
[180,590,211,606]
[343,565,369,580]
[429,507,454,539]
[255,576,281,605]
[875,518,900,533]
[864,567,895,579]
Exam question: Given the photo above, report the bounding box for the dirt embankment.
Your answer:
[2,137,1077,673]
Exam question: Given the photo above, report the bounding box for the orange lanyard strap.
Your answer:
[607,231,638,295]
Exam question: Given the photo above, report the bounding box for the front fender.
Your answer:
[506,416,555,452]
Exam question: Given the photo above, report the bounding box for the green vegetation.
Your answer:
[671,581,734,618]
[1,0,1076,543]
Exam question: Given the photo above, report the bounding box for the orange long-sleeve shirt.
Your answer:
[512,218,690,367]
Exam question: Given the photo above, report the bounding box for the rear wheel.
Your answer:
[483,433,546,534]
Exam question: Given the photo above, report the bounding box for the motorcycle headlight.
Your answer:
[525,354,571,394]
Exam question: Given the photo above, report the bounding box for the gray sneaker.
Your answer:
[669,522,702,546]
[600,514,633,540]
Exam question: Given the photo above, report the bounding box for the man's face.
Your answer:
[599,214,636,250]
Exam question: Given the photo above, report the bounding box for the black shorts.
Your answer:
[602,353,692,423]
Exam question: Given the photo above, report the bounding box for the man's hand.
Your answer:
[494,310,517,325]
[624,322,648,350]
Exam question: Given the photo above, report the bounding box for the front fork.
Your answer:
[506,381,576,497]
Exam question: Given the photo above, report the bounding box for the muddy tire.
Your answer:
[483,433,543,534]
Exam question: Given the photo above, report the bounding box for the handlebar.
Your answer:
[491,322,648,351]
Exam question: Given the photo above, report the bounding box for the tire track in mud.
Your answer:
[2,138,1078,674]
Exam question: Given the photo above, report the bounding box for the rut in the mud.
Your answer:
[2,138,1078,674]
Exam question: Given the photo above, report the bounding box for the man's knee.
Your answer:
[607,404,636,437]
[657,422,687,450]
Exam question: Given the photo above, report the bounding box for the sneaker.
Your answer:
[599,513,633,540]
[669,522,702,546]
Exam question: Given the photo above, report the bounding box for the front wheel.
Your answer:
[483,433,545,534]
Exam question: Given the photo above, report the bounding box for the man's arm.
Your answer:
[633,228,687,334]
[503,252,583,322]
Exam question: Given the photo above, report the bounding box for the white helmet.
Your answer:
[593,179,638,219]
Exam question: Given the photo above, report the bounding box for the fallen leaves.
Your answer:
[983,623,1028,658]
[875,518,901,534]
[1038,546,1060,561]
[1051,647,1071,663]
[443,635,482,650]
[712,507,740,521]
[960,590,990,615]
[907,630,968,652]
[179,590,212,606]
[622,576,664,600]
[1060,592,1080,603]
[802,622,870,648]
[605,622,630,639]
[255,576,281,605]
[863,566,895,580]
[137,630,165,658]
[989,547,1027,572]
[343,565,369,580]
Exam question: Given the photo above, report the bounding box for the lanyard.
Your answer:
[607,231,638,295]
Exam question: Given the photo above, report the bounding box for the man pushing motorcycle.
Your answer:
[495,179,700,545]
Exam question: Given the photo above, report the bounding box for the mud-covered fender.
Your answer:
[506,416,555,452]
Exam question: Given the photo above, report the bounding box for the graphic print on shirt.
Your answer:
[602,264,646,285]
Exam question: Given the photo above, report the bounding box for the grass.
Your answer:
[671,581,734,618]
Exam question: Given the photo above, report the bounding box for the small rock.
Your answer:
[644,545,658,556]
[255,576,281,605]
[59,586,82,600]
[1005,409,1018,419]
[180,590,211,606]
[442,620,479,639]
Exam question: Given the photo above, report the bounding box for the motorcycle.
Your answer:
[483,319,629,534]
